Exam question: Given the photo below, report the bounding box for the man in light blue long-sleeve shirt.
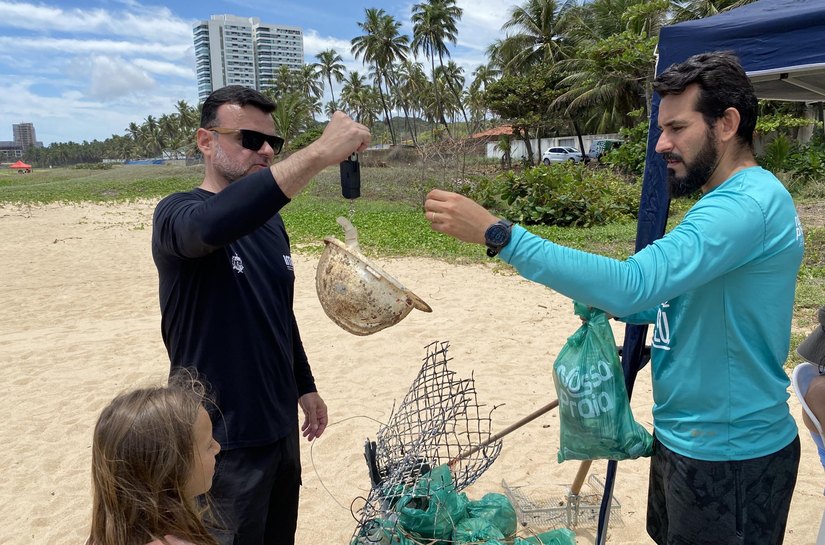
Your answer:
[425,52,803,545]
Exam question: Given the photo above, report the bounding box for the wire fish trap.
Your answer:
[353,341,503,543]
[502,474,621,532]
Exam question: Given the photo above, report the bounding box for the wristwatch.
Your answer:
[484,219,513,257]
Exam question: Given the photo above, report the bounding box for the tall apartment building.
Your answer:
[193,14,304,103]
[13,123,37,150]
[1,122,42,161]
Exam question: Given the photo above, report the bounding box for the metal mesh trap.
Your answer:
[502,474,621,531]
[353,341,503,543]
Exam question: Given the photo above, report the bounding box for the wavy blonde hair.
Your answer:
[86,371,219,545]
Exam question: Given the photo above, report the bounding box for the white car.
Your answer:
[542,146,585,164]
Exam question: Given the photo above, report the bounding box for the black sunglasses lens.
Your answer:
[269,135,283,153]
[240,130,282,153]
[240,130,265,151]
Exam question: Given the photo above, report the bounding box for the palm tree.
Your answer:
[173,100,200,158]
[140,115,163,158]
[175,100,198,130]
[489,0,575,74]
[468,63,499,131]
[126,122,143,149]
[411,0,463,138]
[553,0,666,133]
[315,49,347,106]
[340,71,369,122]
[158,114,179,158]
[269,64,297,98]
[352,8,410,145]
[270,92,312,148]
[435,60,469,132]
[324,100,339,119]
[174,100,199,157]
[344,84,381,129]
[395,59,430,145]
[295,64,324,120]
[470,63,499,95]
[671,0,757,23]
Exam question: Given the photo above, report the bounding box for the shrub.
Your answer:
[757,133,825,196]
[603,111,648,178]
[456,174,508,211]
[759,135,794,174]
[466,162,639,227]
[72,162,113,170]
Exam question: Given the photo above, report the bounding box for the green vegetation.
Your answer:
[0,164,200,202]
[3,164,823,371]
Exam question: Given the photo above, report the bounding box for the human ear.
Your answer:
[196,128,213,156]
[718,107,741,144]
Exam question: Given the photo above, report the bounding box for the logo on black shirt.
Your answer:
[283,255,294,271]
[231,253,244,274]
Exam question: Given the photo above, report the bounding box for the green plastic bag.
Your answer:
[553,302,653,462]
[351,518,418,545]
[465,492,517,538]
[517,528,577,545]
[395,464,468,541]
[452,517,506,544]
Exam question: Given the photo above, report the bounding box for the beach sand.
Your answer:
[2,201,823,544]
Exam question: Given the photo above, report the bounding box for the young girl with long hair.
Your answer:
[87,372,221,545]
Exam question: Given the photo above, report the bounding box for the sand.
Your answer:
[1,201,823,545]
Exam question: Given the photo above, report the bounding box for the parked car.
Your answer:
[542,146,585,164]
[587,139,623,162]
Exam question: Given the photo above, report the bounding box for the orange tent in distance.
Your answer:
[9,160,31,173]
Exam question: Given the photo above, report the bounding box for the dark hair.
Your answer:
[653,51,758,149]
[200,85,276,128]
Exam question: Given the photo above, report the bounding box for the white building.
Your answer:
[193,14,304,103]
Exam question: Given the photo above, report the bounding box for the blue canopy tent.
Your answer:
[596,1,825,542]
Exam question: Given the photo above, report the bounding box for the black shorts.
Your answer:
[206,429,302,545]
[647,435,799,545]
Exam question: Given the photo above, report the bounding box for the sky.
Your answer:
[0,0,515,145]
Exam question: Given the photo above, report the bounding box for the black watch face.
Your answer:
[487,224,509,246]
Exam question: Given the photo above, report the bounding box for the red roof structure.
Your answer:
[9,160,31,172]
[469,125,515,139]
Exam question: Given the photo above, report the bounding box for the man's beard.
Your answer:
[664,131,719,198]
[213,144,254,183]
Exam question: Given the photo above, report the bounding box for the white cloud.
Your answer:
[132,58,195,79]
[0,1,198,143]
[82,56,157,101]
[0,1,192,43]
[0,36,190,60]
[302,30,355,62]
[455,0,511,53]
[0,75,198,144]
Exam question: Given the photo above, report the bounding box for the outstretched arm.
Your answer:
[423,189,499,245]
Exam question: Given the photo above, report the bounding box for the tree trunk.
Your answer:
[572,118,586,160]
[387,66,417,147]
[327,75,336,106]
[432,54,452,138]
[375,71,397,146]
[521,127,535,166]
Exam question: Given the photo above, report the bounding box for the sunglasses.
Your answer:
[209,127,284,154]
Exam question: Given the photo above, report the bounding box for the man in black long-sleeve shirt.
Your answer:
[152,86,370,545]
